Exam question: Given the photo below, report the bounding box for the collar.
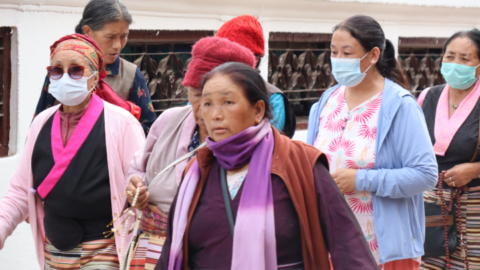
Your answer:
[380,78,412,119]
[59,99,90,119]
[105,57,120,76]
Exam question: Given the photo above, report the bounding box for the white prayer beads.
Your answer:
[119,187,140,270]
[126,211,143,269]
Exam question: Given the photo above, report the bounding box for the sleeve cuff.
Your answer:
[355,169,377,192]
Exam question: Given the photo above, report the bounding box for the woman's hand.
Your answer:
[127,175,149,210]
[444,163,480,187]
[331,169,357,194]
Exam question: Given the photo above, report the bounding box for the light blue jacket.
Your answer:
[307,78,438,264]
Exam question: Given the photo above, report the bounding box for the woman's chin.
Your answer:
[210,131,231,142]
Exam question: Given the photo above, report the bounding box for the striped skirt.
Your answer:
[128,232,166,270]
[44,238,119,270]
[128,204,168,270]
[421,187,480,270]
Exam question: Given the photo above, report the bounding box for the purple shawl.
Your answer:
[168,119,277,270]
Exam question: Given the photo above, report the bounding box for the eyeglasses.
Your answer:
[46,65,86,80]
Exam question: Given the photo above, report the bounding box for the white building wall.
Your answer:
[0,0,479,268]
[329,0,480,8]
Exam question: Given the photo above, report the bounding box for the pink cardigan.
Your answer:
[126,105,197,212]
[0,101,145,267]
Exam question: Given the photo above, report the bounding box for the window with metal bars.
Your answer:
[120,30,214,115]
[398,37,448,97]
[268,32,335,119]
[0,27,11,157]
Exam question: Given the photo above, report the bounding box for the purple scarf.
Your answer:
[168,119,277,270]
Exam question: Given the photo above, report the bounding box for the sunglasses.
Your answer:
[46,65,86,80]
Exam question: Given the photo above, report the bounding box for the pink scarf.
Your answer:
[168,119,277,270]
[434,81,480,156]
[36,94,104,199]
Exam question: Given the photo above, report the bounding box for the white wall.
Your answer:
[328,0,480,8]
[0,0,479,269]
[0,6,84,269]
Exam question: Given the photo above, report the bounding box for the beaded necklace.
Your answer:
[107,141,207,270]
[437,172,469,270]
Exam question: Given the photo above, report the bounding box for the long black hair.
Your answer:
[443,29,480,59]
[75,0,132,34]
[333,15,408,89]
[201,62,273,119]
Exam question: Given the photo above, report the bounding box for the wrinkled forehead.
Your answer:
[445,37,479,58]
[202,73,244,98]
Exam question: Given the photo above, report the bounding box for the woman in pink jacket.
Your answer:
[124,37,257,269]
[0,34,145,269]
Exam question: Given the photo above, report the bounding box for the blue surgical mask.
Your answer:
[441,62,480,90]
[331,52,372,87]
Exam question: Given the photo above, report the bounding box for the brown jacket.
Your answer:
[181,128,331,270]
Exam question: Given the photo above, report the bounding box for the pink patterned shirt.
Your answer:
[314,86,382,264]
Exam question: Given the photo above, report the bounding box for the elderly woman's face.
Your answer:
[202,74,265,142]
[50,50,99,91]
[443,37,480,77]
[188,86,206,132]
[84,20,129,65]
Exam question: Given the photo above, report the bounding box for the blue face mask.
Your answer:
[441,62,480,90]
[331,52,372,87]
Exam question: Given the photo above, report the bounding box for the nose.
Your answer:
[196,104,203,118]
[212,105,224,121]
[112,37,121,51]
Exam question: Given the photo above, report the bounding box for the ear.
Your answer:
[93,72,100,84]
[370,47,381,65]
[83,25,93,37]
[254,100,266,124]
[89,72,100,90]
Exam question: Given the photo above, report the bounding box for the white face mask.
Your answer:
[49,72,97,106]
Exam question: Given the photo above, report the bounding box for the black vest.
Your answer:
[32,110,112,251]
[421,84,480,187]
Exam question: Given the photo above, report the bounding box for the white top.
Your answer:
[226,169,248,200]
[314,86,383,264]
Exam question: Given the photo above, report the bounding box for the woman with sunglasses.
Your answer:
[34,0,157,134]
[307,15,437,269]
[0,34,145,269]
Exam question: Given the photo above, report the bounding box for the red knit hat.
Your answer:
[216,15,265,57]
[183,37,256,89]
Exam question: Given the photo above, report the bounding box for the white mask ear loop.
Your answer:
[360,52,373,74]
[87,71,98,92]
[360,52,370,61]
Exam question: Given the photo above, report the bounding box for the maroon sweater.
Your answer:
[157,160,377,270]
[58,101,89,146]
